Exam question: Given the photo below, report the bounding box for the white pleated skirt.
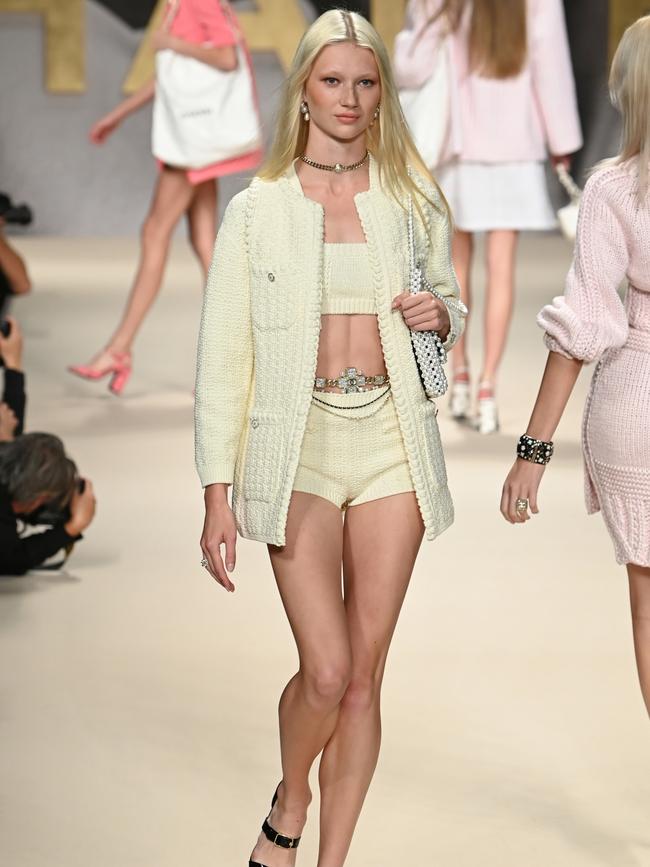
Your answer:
[435,160,557,232]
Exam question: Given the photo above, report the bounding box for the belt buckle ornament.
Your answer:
[337,367,367,393]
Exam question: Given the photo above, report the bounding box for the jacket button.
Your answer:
[251,418,259,429]
[267,272,276,282]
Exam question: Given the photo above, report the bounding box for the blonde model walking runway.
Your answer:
[195,10,465,866]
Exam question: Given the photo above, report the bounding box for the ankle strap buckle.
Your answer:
[262,817,301,850]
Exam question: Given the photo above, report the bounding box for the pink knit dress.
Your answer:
[164,0,262,184]
[538,161,650,566]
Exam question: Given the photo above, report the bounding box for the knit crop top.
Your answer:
[321,243,376,315]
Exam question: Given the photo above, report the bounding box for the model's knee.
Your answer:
[303,660,351,709]
[340,673,381,714]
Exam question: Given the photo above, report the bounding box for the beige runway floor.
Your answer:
[2,234,649,867]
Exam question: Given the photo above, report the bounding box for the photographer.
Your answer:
[0,215,31,316]
[0,434,96,575]
[0,316,26,441]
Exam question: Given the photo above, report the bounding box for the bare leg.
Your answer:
[450,230,473,378]
[80,168,196,371]
[186,179,218,278]
[250,492,352,867]
[628,563,650,717]
[480,229,519,390]
[317,492,424,867]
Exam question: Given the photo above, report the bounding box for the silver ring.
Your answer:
[200,557,209,569]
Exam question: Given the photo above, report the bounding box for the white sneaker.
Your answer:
[449,368,471,421]
[475,384,499,435]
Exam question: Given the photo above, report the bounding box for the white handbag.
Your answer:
[398,35,451,170]
[555,164,582,242]
[152,1,262,170]
[407,191,468,399]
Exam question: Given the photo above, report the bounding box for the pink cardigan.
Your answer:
[394,0,583,164]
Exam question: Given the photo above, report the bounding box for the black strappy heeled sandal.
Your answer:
[249,786,302,867]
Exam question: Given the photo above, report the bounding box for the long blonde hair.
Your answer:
[258,9,446,215]
[609,15,650,199]
[423,0,527,79]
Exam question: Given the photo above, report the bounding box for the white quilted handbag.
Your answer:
[407,194,467,398]
[152,1,262,170]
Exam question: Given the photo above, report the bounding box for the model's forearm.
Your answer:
[172,41,238,71]
[114,79,156,120]
[525,351,583,443]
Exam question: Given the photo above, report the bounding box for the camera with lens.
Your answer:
[0,192,33,227]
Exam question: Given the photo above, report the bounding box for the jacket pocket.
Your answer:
[250,263,298,331]
[418,400,447,488]
[241,410,285,502]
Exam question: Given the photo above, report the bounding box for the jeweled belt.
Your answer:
[314,367,389,393]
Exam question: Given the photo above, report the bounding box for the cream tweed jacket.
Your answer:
[195,157,465,546]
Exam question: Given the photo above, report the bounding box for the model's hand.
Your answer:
[65,479,97,536]
[201,486,237,593]
[0,403,18,442]
[89,113,122,145]
[500,459,546,524]
[0,316,23,370]
[551,154,572,171]
[392,292,450,337]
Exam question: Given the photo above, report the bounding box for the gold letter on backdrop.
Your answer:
[124,0,309,93]
[372,0,407,53]
[610,0,650,58]
[0,0,84,92]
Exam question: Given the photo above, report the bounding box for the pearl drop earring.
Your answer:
[300,100,310,122]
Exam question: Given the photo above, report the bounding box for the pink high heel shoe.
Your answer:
[68,350,132,395]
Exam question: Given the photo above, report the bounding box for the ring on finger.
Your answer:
[200,557,209,569]
[515,498,529,513]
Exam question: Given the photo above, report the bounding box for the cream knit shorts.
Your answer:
[292,389,414,510]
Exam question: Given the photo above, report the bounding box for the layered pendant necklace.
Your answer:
[299,151,369,174]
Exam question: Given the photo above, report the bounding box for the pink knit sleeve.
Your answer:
[537,172,630,362]
[393,0,446,89]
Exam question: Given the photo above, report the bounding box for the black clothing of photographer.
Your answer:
[1,317,26,439]
[0,198,32,317]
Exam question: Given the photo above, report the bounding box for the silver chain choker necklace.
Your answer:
[300,151,369,174]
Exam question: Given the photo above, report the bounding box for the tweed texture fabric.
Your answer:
[293,391,414,509]
[195,157,465,546]
[538,162,650,566]
[321,243,376,314]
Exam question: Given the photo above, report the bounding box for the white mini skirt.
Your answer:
[435,160,557,233]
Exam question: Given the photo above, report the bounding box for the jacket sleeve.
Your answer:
[393,0,446,90]
[529,0,583,156]
[537,172,630,362]
[194,191,254,487]
[414,175,466,351]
